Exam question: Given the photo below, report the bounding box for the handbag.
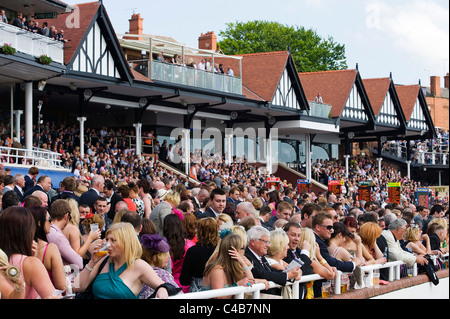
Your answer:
[75,257,109,299]
[148,283,182,299]
[422,255,439,286]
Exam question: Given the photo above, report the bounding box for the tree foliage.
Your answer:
[218,20,347,72]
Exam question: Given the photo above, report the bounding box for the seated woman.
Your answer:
[358,222,387,265]
[139,233,182,299]
[76,222,170,299]
[327,222,363,263]
[202,234,268,299]
[299,228,335,299]
[404,225,431,256]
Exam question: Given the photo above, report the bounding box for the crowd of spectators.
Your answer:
[0,120,448,299]
[0,10,67,42]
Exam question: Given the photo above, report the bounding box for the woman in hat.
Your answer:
[139,233,182,299]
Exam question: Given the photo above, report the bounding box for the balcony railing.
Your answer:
[308,101,332,118]
[0,22,64,64]
[130,59,242,95]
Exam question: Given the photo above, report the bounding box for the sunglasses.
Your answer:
[319,224,334,231]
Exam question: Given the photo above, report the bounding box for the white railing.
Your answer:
[308,101,332,118]
[169,254,448,299]
[0,146,63,169]
[0,22,64,64]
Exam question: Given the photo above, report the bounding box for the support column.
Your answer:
[305,134,312,181]
[182,128,190,176]
[134,122,142,157]
[13,110,23,141]
[406,160,411,179]
[266,132,272,175]
[344,155,350,178]
[24,81,33,153]
[77,117,87,159]
[225,128,233,166]
[377,157,382,177]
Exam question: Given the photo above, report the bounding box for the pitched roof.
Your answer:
[298,69,358,118]
[214,51,289,102]
[394,84,420,121]
[240,51,289,102]
[45,1,100,65]
[362,78,391,116]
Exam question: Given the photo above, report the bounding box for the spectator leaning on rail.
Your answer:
[381,218,429,267]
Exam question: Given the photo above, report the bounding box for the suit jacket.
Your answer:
[79,189,101,210]
[23,175,35,193]
[284,247,315,298]
[14,185,24,202]
[376,235,390,281]
[314,232,355,273]
[428,233,442,252]
[53,191,80,203]
[244,247,287,295]
[381,229,416,266]
[197,208,217,219]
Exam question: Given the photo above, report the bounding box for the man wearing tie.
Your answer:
[244,226,300,295]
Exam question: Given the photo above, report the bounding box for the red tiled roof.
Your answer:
[214,51,289,102]
[45,2,100,65]
[395,85,420,121]
[298,69,358,118]
[362,78,391,116]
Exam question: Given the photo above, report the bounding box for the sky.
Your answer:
[63,0,449,87]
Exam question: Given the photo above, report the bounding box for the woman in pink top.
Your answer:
[0,207,56,299]
[163,214,195,293]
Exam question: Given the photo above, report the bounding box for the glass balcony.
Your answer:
[131,59,242,95]
[0,22,64,64]
[308,101,332,118]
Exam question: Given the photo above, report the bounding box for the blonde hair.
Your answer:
[65,198,80,226]
[105,222,142,267]
[267,228,289,257]
[164,191,180,207]
[427,218,448,231]
[405,226,421,242]
[299,228,317,260]
[0,248,9,267]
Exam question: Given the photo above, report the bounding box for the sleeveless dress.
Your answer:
[9,254,38,299]
[92,262,138,299]
[41,243,54,283]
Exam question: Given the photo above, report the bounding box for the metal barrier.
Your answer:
[0,146,63,168]
[169,253,448,299]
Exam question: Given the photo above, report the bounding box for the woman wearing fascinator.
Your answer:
[139,233,182,299]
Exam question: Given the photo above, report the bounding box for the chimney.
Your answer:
[125,13,143,41]
[430,76,441,97]
[198,31,217,51]
[445,73,449,89]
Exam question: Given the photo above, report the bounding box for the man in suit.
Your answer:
[192,188,209,216]
[429,224,446,253]
[313,211,361,295]
[226,186,241,211]
[265,201,293,230]
[13,173,26,202]
[93,196,113,239]
[103,179,123,221]
[197,188,226,219]
[53,176,79,203]
[79,174,105,211]
[282,222,314,298]
[2,174,15,194]
[23,175,52,203]
[23,166,39,193]
[244,226,300,295]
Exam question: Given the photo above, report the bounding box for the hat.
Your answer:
[157,188,169,200]
[140,233,170,253]
[75,185,88,197]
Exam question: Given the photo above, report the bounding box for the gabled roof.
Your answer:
[298,69,358,118]
[240,51,290,102]
[362,78,391,116]
[395,85,420,122]
[46,1,133,83]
